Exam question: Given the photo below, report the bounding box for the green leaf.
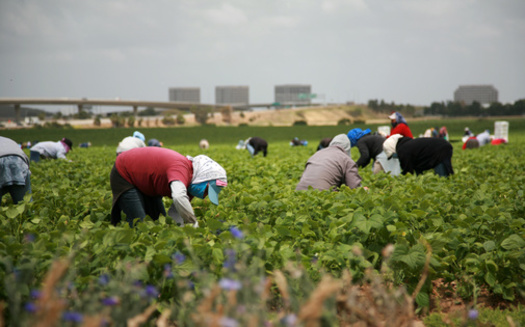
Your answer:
[144,246,156,262]
[6,208,18,219]
[212,248,224,265]
[79,220,95,229]
[415,291,430,307]
[484,272,496,287]
[500,234,525,250]
[483,240,496,252]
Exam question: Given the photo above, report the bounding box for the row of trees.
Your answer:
[367,99,416,117]
[104,106,234,128]
[423,99,525,117]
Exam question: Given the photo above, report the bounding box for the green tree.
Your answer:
[162,114,176,126]
[192,107,210,125]
[93,115,101,127]
[176,114,185,125]
[127,115,136,128]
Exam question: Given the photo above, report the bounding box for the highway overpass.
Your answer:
[0,98,233,122]
[0,97,317,122]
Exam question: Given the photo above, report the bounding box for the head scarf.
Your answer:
[389,112,408,127]
[187,155,227,205]
[61,138,73,152]
[133,131,145,142]
[383,134,403,158]
[187,155,227,185]
[329,134,351,157]
[347,128,371,147]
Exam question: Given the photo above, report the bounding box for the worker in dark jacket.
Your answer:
[347,128,386,173]
[316,137,333,151]
[383,134,454,177]
[245,137,268,157]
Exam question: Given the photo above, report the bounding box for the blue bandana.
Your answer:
[188,181,208,199]
[347,128,371,147]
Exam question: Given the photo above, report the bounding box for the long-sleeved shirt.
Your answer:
[355,134,385,168]
[30,141,68,159]
[296,145,361,191]
[389,123,413,139]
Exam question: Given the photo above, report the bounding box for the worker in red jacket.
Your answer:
[110,147,227,227]
[388,112,413,139]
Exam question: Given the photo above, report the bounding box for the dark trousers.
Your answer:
[116,188,165,227]
[30,151,41,163]
[0,174,32,204]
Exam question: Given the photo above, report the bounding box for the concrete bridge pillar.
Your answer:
[133,106,138,116]
[77,104,83,113]
[14,104,21,124]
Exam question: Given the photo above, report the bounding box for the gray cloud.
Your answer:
[0,0,523,106]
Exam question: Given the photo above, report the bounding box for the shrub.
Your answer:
[338,118,352,125]
[293,120,308,126]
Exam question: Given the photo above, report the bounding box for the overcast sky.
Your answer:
[1,0,524,108]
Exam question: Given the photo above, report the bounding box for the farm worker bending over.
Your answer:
[476,130,492,146]
[388,112,413,139]
[0,136,32,204]
[110,147,227,227]
[296,134,362,191]
[116,131,146,155]
[147,138,163,147]
[245,137,268,157]
[29,138,73,162]
[347,128,386,174]
[383,134,454,177]
[316,137,333,151]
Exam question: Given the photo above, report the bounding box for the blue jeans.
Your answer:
[117,188,165,227]
[0,173,32,204]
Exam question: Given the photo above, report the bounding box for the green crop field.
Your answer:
[1,118,524,326]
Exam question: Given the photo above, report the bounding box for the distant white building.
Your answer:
[275,84,312,106]
[169,87,201,104]
[454,85,498,105]
[215,86,249,106]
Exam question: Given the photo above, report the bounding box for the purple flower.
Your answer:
[219,317,239,327]
[62,311,83,323]
[224,249,236,270]
[281,314,298,326]
[163,264,173,278]
[219,278,242,291]
[98,274,110,285]
[101,296,120,306]
[24,302,37,313]
[229,227,244,239]
[172,252,186,264]
[30,289,42,299]
[468,309,479,320]
[24,233,35,242]
[187,280,195,290]
[145,285,159,298]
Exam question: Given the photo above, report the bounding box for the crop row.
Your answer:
[0,130,524,324]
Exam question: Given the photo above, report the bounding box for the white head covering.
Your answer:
[187,155,227,184]
[329,134,351,157]
[383,134,403,158]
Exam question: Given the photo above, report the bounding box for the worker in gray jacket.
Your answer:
[0,136,31,204]
[296,134,362,191]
